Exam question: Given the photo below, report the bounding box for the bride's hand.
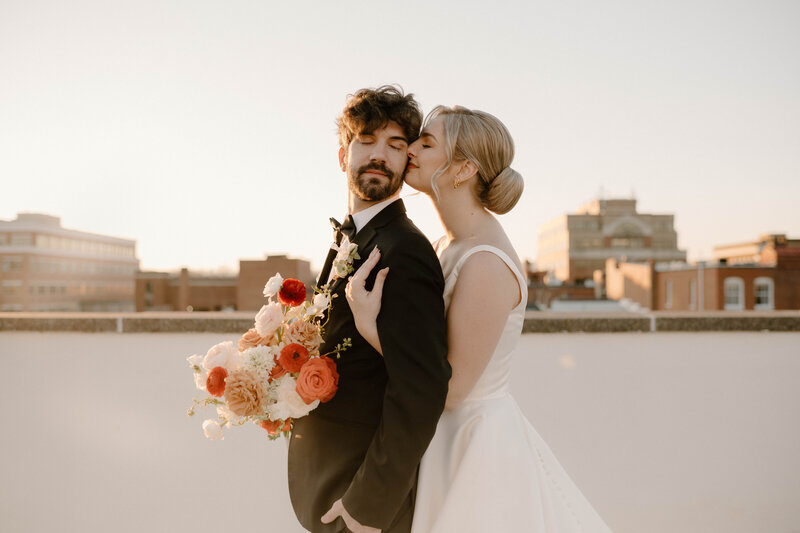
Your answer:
[345,246,389,355]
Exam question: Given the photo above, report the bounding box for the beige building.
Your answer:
[0,213,138,311]
[537,198,686,283]
[712,233,796,266]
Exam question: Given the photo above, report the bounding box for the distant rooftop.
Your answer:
[0,212,136,245]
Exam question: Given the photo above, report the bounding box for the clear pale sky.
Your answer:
[2,0,798,272]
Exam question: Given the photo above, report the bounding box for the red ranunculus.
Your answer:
[206,366,228,397]
[278,278,307,307]
[279,343,310,373]
[296,356,339,404]
[259,418,292,435]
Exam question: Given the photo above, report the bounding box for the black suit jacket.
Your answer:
[288,200,450,532]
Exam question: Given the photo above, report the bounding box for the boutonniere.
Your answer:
[332,236,360,280]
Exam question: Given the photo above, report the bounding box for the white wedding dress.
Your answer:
[411,245,613,533]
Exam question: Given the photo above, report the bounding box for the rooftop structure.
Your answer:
[537,198,686,283]
[606,233,800,311]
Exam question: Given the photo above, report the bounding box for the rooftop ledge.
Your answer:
[1,310,799,333]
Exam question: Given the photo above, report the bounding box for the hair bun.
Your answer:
[485,167,524,214]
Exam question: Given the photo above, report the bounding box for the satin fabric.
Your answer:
[411,245,613,533]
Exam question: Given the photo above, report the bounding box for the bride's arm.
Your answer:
[443,252,520,410]
[345,247,389,354]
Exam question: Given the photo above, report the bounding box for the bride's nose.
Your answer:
[407,140,418,158]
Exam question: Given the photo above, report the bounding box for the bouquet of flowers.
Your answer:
[186,273,350,440]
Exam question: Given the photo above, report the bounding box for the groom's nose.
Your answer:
[369,142,388,163]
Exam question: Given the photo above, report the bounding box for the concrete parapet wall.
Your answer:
[2,311,799,333]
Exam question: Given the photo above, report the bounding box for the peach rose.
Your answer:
[296,356,339,404]
[238,328,274,351]
[223,369,266,416]
[283,320,322,354]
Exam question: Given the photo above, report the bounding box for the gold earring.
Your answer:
[453,179,460,190]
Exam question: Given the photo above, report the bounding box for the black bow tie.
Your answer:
[330,215,356,244]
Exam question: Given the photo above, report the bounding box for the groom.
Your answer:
[288,86,450,533]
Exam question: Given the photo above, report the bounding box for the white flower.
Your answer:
[254,302,283,338]
[332,237,359,279]
[193,370,208,391]
[186,354,204,369]
[202,419,224,440]
[187,354,208,390]
[216,404,242,425]
[203,341,241,371]
[263,273,284,298]
[241,345,277,383]
[267,375,319,421]
[284,305,303,322]
[304,293,331,317]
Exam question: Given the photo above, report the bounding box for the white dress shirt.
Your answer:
[349,194,401,234]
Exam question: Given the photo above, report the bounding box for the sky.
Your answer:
[1,0,798,273]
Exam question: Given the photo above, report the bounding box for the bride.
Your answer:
[345,105,613,532]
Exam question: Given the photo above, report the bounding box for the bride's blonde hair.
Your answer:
[426,105,523,214]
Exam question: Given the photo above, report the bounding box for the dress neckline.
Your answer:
[447,244,528,311]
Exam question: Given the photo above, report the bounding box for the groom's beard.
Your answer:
[348,161,404,202]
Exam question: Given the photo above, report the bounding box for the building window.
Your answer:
[1,257,23,272]
[10,233,32,246]
[1,280,23,296]
[724,277,745,310]
[754,277,774,310]
[689,279,697,310]
[665,280,673,309]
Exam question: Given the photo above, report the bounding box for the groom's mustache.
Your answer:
[357,162,395,180]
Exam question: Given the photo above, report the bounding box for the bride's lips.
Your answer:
[407,161,418,170]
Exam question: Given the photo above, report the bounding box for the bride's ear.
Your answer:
[455,160,478,183]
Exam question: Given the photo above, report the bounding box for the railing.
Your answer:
[1,310,799,333]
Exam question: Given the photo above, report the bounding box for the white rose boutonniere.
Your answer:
[332,236,360,280]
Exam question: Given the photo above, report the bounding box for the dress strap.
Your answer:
[452,245,528,308]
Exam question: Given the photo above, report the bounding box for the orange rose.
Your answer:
[279,343,310,373]
[259,418,292,436]
[206,366,228,397]
[296,356,339,404]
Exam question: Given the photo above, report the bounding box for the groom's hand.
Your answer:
[321,499,381,533]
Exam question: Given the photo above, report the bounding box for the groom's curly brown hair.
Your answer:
[337,85,422,148]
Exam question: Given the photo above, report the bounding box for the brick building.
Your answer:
[537,198,686,283]
[0,213,138,311]
[606,234,800,311]
[136,255,313,312]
